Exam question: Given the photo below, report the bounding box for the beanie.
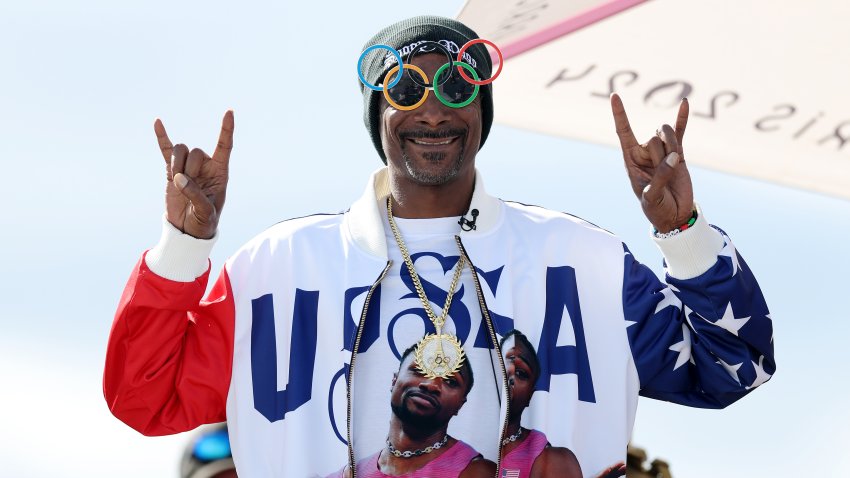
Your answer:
[358,15,494,163]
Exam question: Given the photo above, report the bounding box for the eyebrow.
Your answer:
[509,351,537,376]
[405,357,468,384]
[452,371,468,387]
[507,348,530,366]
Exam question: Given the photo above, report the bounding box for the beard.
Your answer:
[398,128,467,185]
[391,393,446,435]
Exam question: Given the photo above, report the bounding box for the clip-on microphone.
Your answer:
[458,209,479,231]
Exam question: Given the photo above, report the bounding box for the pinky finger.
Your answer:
[675,98,689,149]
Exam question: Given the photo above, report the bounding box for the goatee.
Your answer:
[391,397,445,435]
[398,129,467,185]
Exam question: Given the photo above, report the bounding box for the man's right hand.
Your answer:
[154,110,234,239]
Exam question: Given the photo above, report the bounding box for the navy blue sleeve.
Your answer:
[622,227,774,408]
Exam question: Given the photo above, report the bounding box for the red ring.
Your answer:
[456,39,503,85]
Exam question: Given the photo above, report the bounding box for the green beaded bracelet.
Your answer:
[654,209,698,239]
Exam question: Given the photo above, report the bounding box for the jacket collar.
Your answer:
[346,167,503,259]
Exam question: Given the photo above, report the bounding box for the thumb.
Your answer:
[173,173,214,219]
[642,152,680,205]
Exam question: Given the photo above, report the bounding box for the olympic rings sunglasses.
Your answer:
[357,39,503,111]
[383,62,480,110]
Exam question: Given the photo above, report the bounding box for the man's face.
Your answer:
[503,336,537,419]
[378,52,482,186]
[390,353,470,432]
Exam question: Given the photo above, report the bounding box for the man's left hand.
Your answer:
[610,93,694,233]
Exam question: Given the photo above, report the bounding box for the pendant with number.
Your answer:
[414,333,466,380]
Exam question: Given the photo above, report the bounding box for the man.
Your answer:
[499,330,625,478]
[330,345,495,477]
[104,15,774,478]
[499,330,581,478]
[180,423,238,478]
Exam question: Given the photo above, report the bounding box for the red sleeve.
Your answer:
[103,252,236,436]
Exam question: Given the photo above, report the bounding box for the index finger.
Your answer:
[212,110,235,166]
[610,93,638,150]
[154,118,173,164]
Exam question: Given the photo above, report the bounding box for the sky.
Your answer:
[1,1,849,477]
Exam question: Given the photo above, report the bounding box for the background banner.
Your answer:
[458,0,850,200]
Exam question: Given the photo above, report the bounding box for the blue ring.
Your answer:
[357,45,403,91]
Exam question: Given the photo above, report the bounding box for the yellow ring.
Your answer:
[383,64,429,111]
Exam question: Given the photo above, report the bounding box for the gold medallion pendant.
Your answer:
[414,332,466,380]
[387,197,469,381]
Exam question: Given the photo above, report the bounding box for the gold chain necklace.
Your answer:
[387,197,467,380]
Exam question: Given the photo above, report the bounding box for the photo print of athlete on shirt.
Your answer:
[329,342,495,478]
[500,330,626,478]
[329,333,627,478]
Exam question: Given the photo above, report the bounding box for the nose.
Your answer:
[418,378,442,395]
[411,89,453,128]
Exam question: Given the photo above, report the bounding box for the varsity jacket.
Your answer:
[103,168,774,478]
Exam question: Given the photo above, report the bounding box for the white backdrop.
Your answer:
[459,0,850,200]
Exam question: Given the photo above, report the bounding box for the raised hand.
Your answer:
[154,111,234,239]
[610,94,694,233]
[594,462,626,478]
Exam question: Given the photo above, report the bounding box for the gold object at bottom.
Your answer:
[414,332,466,380]
[386,196,467,381]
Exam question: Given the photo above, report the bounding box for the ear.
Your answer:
[392,372,398,387]
[455,397,467,416]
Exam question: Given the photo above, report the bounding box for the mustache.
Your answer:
[399,128,466,140]
[404,389,439,408]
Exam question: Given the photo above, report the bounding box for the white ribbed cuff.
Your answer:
[652,204,724,280]
[144,215,218,282]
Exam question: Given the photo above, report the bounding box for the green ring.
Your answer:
[432,61,479,108]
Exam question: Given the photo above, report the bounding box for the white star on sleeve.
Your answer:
[654,288,683,315]
[716,357,742,385]
[717,240,741,276]
[711,302,751,336]
[746,355,772,390]
[668,323,693,370]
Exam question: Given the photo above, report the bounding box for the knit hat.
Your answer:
[358,15,494,163]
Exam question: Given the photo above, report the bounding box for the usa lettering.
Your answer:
[250,261,596,427]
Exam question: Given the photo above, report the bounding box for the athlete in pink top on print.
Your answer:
[353,439,481,478]
[499,429,548,478]
[500,331,584,478]
[329,344,495,478]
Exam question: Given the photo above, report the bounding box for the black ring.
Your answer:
[405,41,454,88]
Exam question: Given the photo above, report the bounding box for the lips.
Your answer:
[399,128,466,149]
[405,390,439,408]
[407,136,459,146]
